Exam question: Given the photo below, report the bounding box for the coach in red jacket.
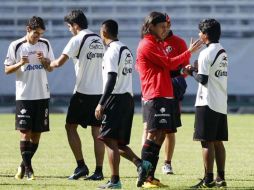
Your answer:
[136,11,202,187]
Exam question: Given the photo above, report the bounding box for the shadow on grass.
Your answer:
[0,174,68,179]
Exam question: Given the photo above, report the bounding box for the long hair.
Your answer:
[140,11,166,38]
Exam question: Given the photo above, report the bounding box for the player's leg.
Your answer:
[192,106,218,188]
[85,126,105,180]
[66,93,90,179]
[98,139,122,189]
[162,133,175,174]
[18,130,34,180]
[214,141,227,187]
[15,100,33,180]
[66,123,89,180]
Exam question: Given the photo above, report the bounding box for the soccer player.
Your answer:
[136,11,203,188]
[4,16,54,180]
[95,19,152,189]
[140,13,190,176]
[49,10,105,180]
[186,19,228,188]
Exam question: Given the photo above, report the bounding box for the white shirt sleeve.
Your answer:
[198,51,210,75]
[4,42,16,66]
[62,37,79,59]
[104,48,118,74]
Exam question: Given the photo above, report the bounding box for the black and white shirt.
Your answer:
[195,43,228,114]
[102,41,133,94]
[4,37,55,100]
[63,29,104,95]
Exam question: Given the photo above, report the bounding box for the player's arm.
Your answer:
[5,56,29,74]
[184,64,208,85]
[50,54,69,68]
[36,52,53,72]
[191,72,208,85]
[95,72,117,120]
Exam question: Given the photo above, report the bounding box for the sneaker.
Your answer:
[68,165,89,180]
[25,171,35,181]
[97,180,122,189]
[14,165,25,180]
[216,179,227,188]
[136,160,152,187]
[85,172,104,181]
[142,181,159,188]
[142,177,167,188]
[162,163,173,174]
[191,179,216,188]
[25,168,35,181]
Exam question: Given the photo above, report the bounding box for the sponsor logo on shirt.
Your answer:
[122,67,132,75]
[87,52,104,60]
[24,64,44,71]
[89,39,103,49]
[215,56,228,78]
[215,70,227,77]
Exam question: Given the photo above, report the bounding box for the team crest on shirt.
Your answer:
[20,109,27,114]
[165,46,173,54]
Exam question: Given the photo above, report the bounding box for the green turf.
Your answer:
[0,113,254,189]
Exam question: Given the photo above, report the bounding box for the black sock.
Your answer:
[21,143,39,167]
[217,171,225,181]
[20,141,32,168]
[141,140,161,178]
[204,173,214,183]
[148,156,159,178]
[77,159,85,168]
[111,175,120,184]
[95,166,103,174]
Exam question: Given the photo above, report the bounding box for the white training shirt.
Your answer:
[63,29,104,95]
[102,40,133,94]
[4,37,55,100]
[195,43,228,114]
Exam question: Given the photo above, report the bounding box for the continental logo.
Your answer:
[24,64,44,71]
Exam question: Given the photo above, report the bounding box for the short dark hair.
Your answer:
[26,16,45,30]
[199,18,221,42]
[141,11,166,38]
[102,19,118,38]
[64,9,88,29]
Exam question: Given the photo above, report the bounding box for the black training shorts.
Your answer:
[66,92,102,128]
[143,97,178,133]
[98,93,134,146]
[193,106,228,141]
[16,99,49,132]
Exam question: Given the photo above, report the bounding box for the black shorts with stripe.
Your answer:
[193,106,228,141]
[98,93,134,146]
[143,97,179,133]
[15,99,49,133]
[66,92,102,128]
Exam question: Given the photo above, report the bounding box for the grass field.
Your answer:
[0,113,254,190]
